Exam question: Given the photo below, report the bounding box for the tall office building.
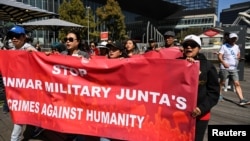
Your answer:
[164,0,218,15]
[158,0,218,37]
[220,1,250,27]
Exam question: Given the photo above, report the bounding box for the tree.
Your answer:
[58,0,96,42]
[176,27,203,43]
[96,0,127,41]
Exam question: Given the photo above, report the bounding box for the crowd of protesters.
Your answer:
[1,25,249,141]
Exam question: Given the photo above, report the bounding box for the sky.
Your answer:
[218,0,249,17]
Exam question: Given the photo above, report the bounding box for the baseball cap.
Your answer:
[164,31,175,37]
[106,42,124,50]
[97,41,108,48]
[149,38,156,43]
[183,34,201,47]
[100,41,108,46]
[9,25,26,34]
[229,33,238,41]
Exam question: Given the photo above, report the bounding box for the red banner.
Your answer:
[0,48,199,141]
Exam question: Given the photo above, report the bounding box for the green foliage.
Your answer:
[96,0,126,41]
[58,0,87,41]
[176,27,203,43]
[57,0,125,42]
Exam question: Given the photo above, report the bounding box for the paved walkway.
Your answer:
[1,66,250,141]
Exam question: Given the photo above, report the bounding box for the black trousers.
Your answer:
[195,120,209,141]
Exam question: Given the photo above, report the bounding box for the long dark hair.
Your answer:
[125,39,140,55]
[67,30,81,49]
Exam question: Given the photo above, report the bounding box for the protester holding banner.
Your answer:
[145,38,159,53]
[97,41,109,57]
[98,41,130,141]
[178,34,220,141]
[0,46,10,114]
[61,30,90,59]
[7,25,37,141]
[163,31,183,52]
[164,31,176,48]
[94,44,125,141]
[107,42,128,59]
[124,39,140,56]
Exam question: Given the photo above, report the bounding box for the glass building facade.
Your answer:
[10,0,218,45]
[164,0,218,15]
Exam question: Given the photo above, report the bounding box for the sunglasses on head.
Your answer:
[8,33,23,39]
[183,42,199,48]
[64,37,77,42]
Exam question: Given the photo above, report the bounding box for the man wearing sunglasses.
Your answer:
[7,25,37,141]
[178,34,220,141]
[7,26,36,52]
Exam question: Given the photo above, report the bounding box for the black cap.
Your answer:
[149,38,156,43]
[106,42,124,50]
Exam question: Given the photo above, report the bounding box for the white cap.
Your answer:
[100,41,107,46]
[183,34,201,47]
[229,33,238,41]
[97,41,108,48]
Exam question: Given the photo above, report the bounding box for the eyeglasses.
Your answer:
[182,42,199,48]
[64,37,77,42]
[8,33,23,39]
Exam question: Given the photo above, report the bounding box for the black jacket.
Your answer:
[178,53,220,119]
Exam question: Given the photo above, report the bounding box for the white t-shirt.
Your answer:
[14,43,34,50]
[219,43,240,70]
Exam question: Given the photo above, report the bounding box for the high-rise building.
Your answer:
[220,1,250,27]
[164,0,218,15]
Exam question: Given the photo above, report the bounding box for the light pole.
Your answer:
[86,6,91,45]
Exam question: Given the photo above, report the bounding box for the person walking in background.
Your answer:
[218,32,231,100]
[218,33,250,105]
[124,39,140,56]
[7,25,37,141]
[178,34,220,141]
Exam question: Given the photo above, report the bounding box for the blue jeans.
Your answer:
[11,124,23,141]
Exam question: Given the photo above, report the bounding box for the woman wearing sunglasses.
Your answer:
[61,30,89,59]
[178,35,220,141]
